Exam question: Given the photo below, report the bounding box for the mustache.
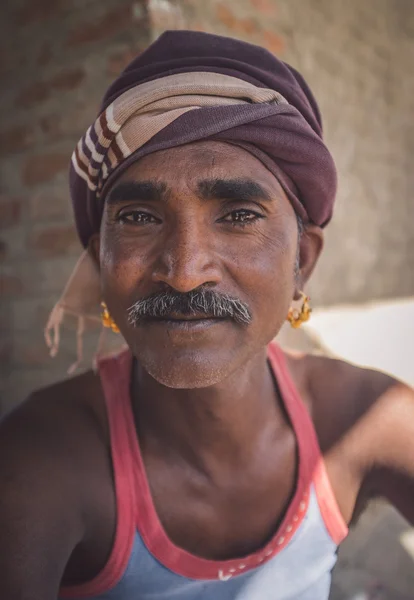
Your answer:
[127,288,252,326]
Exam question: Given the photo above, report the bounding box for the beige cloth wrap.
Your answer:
[45,72,287,371]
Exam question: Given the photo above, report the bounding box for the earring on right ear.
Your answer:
[286,292,312,329]
[101,302,120,333]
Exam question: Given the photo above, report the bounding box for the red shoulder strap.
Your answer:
[267,342,348,544]
[60,349,136,598]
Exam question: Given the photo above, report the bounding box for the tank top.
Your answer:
[59,342,348,600]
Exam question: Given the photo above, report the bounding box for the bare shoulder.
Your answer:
[1,368,108,465]
[285,350,414,523]
[0,369,108,516]
[0,368,111,516]
[0,373,106,534]
[0,371,114,595]
[284,350,406,447]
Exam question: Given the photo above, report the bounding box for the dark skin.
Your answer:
[1,141,414,599]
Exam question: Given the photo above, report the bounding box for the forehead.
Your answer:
[111,141,287,200]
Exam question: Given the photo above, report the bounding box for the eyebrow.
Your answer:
[197,178,273,202]
[106,177,273,206]
[106,181,168,205]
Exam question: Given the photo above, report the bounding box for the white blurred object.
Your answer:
[303,298,414,386]
[400,530,414,560]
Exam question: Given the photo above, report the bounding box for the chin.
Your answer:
[135,347,234,389]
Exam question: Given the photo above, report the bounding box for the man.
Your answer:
[0,31,413,600]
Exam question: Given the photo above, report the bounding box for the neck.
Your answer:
[132,347,284,472]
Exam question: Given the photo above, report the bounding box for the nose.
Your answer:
[151,220,222,292]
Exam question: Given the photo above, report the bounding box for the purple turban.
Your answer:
[70,30,337,248]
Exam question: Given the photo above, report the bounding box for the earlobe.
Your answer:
[88,234,101,270]
[295,224,324,298]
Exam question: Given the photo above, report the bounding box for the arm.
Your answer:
[359,375,414,524]
[0,398,85,600]
[305,354,414,525]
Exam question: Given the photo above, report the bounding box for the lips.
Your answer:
[146,312,221,322]
[139,314,228,331]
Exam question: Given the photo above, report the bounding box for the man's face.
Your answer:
[97,141,318,388]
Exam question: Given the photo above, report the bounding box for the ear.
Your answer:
[88,233,101,271]
[294,224,324,300]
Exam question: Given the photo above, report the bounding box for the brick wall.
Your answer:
[0,0,151,409]
[1,0,413,409]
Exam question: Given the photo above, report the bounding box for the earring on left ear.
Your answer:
[101,302,120,333]
[286,292,312,329]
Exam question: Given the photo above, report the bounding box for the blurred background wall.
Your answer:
[1,0,413,405]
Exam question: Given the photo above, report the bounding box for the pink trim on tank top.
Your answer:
[60,342,348,597]
[268,344,348,546]
[60,352,136,599]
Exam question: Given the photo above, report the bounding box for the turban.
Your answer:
[46,30,337,367]
[71,30,337,247]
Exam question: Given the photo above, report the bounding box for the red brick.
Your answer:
[107,47,142,77]
[37,43,53,66]
[11,297,54,333]
[190,21,207,32]
[39,115,61,140]
[30,190,70,221]
[67,5,134,47]
[15,68,85,110]
[0,124,35,156]
[36,256,79,294]
[249,0,275,14]
[0,274,24,296]
[215,6,258,35]
[233,17,258,35]
[215,4,237,29]
[14,342,51,367]
[40,104,94,142]
[49,67,85,91]
[29,224,79,258]
[263,30,284,55]
[15,0,62,26]
[0,240,7,261]
[0,46,10,77]
[0,340,12,364]
[16,81,50,109]
[23,153,69,186]
[0,196,22,229]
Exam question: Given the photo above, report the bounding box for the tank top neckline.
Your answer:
[60,342,348,598]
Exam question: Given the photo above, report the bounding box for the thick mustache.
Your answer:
[127,289,252,326]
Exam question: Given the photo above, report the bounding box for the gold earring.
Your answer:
[286,292,312,329]
[101,302,120,333]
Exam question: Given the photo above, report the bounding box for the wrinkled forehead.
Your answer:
[105,140,289,203]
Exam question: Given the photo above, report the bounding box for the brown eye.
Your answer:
[222,209,264,226]
[118,211,158,225]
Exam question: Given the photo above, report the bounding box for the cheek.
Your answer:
[99,219,149,304]
[228,226,297,302]
[226,226,297,343]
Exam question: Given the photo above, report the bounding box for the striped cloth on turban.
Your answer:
[71,30,337,247]
[46,30,337,368]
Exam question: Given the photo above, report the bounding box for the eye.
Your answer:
[221,209,265,227]
[118,210,159,225]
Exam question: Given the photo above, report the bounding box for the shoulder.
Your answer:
[1,369,108,466]
[0,369,110,548]
[0,371,114,594]
[285,350,400,443]
[286,350,414,513]
[303,352,412,443]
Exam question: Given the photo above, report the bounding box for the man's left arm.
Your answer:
[363,376,414,524]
